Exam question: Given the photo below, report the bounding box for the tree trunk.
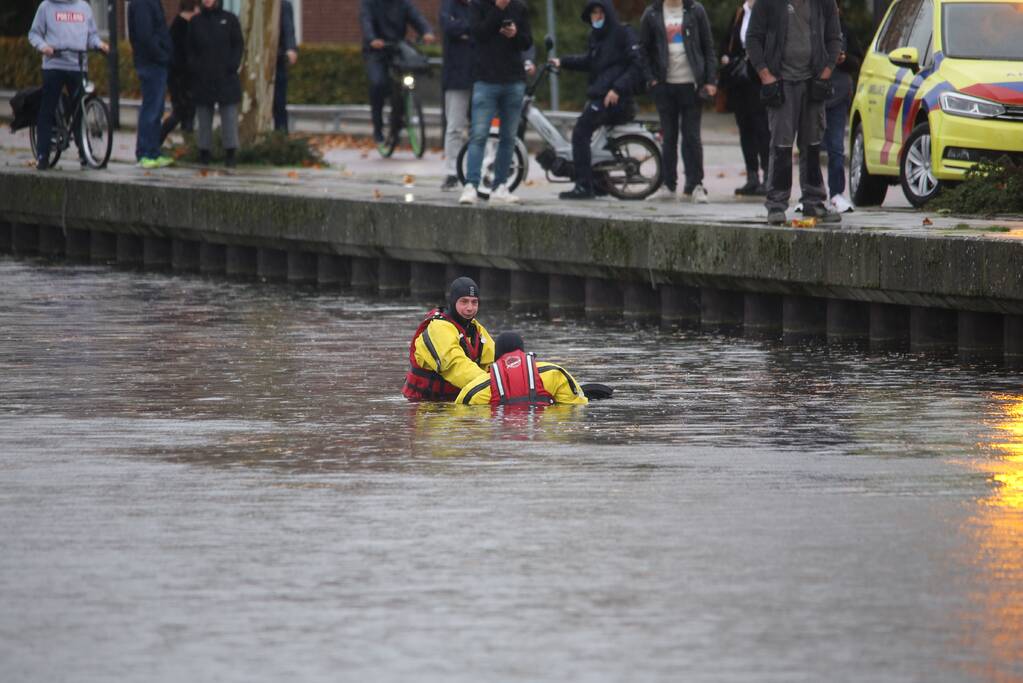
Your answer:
[238,0,281,146]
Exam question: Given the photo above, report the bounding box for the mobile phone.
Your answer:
[501,19,514,27]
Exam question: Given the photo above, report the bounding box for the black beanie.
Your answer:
[494,332,525,360]
[446,276,480,319]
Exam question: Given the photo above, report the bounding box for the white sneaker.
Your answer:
[458,184,478,205]
[691,184,709,204]
[651,185,676,201]
[489,183,521,204]
[794,202,805,213]
[830,194,854,213]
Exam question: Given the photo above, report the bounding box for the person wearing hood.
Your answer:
[360,0,436,145]
[160,0,201,145]
[456,332,589,406]
[27,0,109,170]
[402,277,496,402]
[640,0,717,203]
[187,0,244,167]
[550,0,647,200]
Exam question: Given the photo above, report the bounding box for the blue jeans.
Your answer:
[135,62,167,160]
[37,69,84,165]
[824,100,849,198]
[466,80,526,188]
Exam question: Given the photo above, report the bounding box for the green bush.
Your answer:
[0,37,140,95]
[931,157,1023,215]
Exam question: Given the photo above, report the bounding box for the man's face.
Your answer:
[202,0,216,9]
[590,6,605,23]
[455,296,479,320]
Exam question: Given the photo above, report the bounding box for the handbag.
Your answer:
[723,54,753,86]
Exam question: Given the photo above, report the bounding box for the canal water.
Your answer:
[1,257,1021,683]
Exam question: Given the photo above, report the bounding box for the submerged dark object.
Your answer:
[581,383,614,400]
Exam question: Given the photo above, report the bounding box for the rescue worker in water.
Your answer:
[402,276,495,401]
[455,332,589,405]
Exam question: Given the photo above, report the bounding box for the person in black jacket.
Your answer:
[439,0,473,190]
[360,0,435,144]
[187,0,244,166]
[273,0,298,132]
[718,0,769,196]
[640,0,717,202]
[821,12,863,213]
[160,0,200,145]
[458,0,532,205]
[128,0,174,167]
[745,0,843,225]
[552,0,646,200]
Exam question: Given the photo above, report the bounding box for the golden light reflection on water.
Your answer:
[959,394,1023,681]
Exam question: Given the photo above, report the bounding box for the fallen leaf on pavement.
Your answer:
[373,189,383,199]
[287,170,299,179]
[791,218,817,228]
[717,172,726,178]
[922,217,933,226]
[403,174,415,185]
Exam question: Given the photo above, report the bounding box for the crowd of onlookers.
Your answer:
[27,0,863,224]
[28,0,296,170]
[362,0,863,222]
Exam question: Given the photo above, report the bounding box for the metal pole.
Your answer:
[545,0,559,111]
[108,0,121,128]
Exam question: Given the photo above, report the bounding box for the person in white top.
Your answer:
[640,0,717,204]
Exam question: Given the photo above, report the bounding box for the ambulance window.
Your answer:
[906,0,934,62]
[876,0,924,53]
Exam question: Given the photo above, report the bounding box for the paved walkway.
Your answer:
[3,121,1022,238]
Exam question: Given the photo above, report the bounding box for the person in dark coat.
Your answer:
[551,0,647,200]
[359,0,436,144]
[718,0,769,196]
[273,0,298,131]
[439,0,474,190]
[821,12,863,213]
[128,0,174,167]
[160,0,200,145]
[187,0,244,166]
[640,0,717,202]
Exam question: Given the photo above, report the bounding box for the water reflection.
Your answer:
[958,395,1023,680]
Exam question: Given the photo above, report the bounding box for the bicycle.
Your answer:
[29,49,113,169]
[456,37,662,200]
[376,41,430,159]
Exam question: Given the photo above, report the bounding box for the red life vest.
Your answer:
[489,350,554,406]
[402,309,483,402]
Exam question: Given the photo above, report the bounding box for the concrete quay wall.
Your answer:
[1,170,1021,364]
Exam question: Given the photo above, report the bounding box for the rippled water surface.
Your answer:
[1,258,1022,682]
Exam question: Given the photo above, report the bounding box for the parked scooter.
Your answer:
[457,36,662,200]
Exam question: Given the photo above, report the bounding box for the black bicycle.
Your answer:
[29,49,113,169]
[376,41,429,159]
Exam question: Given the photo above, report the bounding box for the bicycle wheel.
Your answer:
[598,134,662,200]
[29,117,64,168]
[80,96,112,169]
[456,134,526,197]
[404,89,426,158]
[377,98,399,158]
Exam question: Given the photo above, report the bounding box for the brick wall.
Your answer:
[303,0,443,44]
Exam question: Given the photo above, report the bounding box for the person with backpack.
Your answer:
[456,332,589,406]
[640,0,717,203]
[402,277,495,402]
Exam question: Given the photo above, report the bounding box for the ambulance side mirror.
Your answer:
[888,46,920,73]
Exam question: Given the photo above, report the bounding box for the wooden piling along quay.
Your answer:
[1,168,1022,365]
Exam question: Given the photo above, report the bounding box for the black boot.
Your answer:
[225,148,236,168]
[199,149,211,166]
[735,178,760,195]
[559,184,595,200]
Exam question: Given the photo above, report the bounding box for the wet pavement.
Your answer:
[5,115,1023,239]
[1,257,1023,682]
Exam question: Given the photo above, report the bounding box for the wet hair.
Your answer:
[494,332,525,360]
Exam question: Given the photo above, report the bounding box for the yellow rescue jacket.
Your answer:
[403,311,495,401]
